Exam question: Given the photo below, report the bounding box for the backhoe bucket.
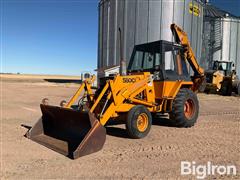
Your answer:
[25,104,106,159]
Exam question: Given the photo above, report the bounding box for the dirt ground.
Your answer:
[1,76,240,179]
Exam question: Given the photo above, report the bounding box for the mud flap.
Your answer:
[25,104,106,159]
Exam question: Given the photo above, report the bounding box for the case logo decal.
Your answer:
[189,3,201,17]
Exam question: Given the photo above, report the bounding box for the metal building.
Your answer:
[202,4,240,76]
[98,0,204,74]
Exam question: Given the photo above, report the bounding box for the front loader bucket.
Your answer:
[25,104,106,159]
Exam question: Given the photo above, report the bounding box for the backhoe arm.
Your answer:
[171,24,205,91]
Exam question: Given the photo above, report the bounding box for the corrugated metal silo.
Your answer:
[202,4,240,76]
[98,0,204,75]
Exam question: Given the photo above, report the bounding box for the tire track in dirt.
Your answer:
[200,111,239,116]
[96,113,240,166]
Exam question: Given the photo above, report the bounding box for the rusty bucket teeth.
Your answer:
[25,104,106,159]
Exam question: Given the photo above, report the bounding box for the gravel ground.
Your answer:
[1,77,240,179]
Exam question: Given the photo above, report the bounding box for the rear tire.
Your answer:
[126,105,152,139]
[198,78,206,93]
[220,80,232,96]
[169,88,199,128]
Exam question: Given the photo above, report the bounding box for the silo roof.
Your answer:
[204,4,239,19]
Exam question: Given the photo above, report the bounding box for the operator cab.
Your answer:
[127,40,190,81]
[212,61,234,76]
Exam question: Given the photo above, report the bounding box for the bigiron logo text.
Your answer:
[181,161,237,179]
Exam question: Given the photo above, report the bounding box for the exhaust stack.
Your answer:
[119,27,127,76]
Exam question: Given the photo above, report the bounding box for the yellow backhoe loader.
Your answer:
[203,61,240,96]
[25,24,205,159]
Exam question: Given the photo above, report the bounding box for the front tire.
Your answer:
[169,88,199,127]
[126,105,152,139]
[220,80,232,96]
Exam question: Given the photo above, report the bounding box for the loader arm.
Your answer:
[90,73,153,126]
[171,24,205,91]
[65,75,96,108]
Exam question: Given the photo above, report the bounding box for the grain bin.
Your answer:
[202,4,240,76]
[98,0,204,77]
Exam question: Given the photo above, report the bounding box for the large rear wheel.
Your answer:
[169,88,199,127]
[126,105,152,139]
[220,80,232,96]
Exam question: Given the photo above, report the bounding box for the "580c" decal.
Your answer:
[123,78,139,83]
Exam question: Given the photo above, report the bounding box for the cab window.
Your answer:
[131,51,144,71]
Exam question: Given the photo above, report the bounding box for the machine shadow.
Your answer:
[106,127,129,138]
[105,119,129,138]
[22,116,174,140]
[152,115,174,127]
[43,79,82,84]
[106,115,174,139]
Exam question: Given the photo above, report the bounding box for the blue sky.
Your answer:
[2,0,99,75]
[1,0,239,75]
[211,0,240,16]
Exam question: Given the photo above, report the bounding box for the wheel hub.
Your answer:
[137,113,148,132]
[184,99,195,119]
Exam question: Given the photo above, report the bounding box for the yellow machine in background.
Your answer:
[25,24,205,159]
[204,61,240,96]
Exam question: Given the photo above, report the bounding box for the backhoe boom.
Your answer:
[171,24,205,91]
